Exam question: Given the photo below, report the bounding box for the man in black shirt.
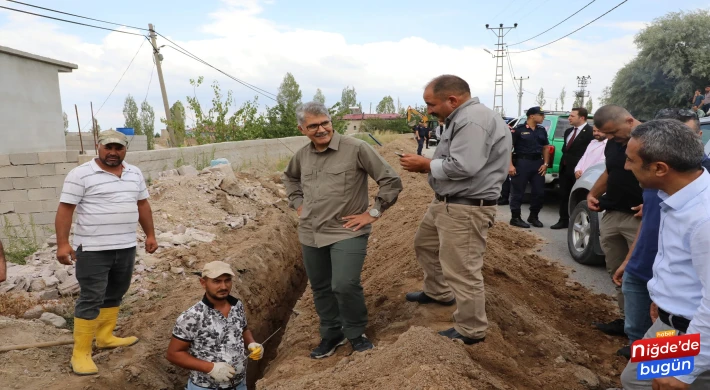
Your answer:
[587,105,643,337]
[414,121,429,155]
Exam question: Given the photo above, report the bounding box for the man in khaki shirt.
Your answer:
[400,74,511,345]
[283,101,402,359]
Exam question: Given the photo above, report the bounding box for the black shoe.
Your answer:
[550,220,569,230]
[405,291,456,306]
[310,335,348,359]
[527,216,543,228]
[350,335,374,353]
[592,319,626,337]
[510,217,530,228]
[497,198,509,205]
[617,345,631,360]
[438,328,485,345]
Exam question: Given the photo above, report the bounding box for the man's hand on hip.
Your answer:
[400,154,431,173]
[652,377,690,390]
[144,236,158,254]
[342,212,377,232]
[56,243,76,265]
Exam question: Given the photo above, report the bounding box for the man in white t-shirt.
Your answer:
[55,130,158,375]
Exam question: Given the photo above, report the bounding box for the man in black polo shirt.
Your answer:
[586,105,643,336]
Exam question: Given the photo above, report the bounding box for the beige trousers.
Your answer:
[413,199,497,339]
[600,210,641,314]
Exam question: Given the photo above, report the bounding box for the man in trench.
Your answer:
[55,130,158,375]
[167,261,263,390]
[399,74,511,344]
[283,101,403,358]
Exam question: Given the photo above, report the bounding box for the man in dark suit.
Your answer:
[551,107,595,229]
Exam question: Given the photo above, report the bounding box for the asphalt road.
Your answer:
[421,146,615,297]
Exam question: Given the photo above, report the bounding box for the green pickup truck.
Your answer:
[508,111,594,189]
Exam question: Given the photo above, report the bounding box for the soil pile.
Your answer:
[257,138,626,390]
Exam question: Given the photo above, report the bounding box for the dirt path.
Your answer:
[257,138,627,390]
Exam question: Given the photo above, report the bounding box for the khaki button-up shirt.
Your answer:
[283,132,402,248]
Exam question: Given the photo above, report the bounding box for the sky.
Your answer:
[0,0,707,132]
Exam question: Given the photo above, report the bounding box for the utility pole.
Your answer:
[149,23,177,148]
[576,75,591,108]
[514,76,529,117]
[486,23,517,115]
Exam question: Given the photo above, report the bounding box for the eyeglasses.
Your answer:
[305,120,332,132]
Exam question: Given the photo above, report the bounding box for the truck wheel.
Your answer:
[567,200,605,266]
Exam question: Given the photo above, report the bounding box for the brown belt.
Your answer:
[435,194,497,206]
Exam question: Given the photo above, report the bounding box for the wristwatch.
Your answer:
[369,209,381,218]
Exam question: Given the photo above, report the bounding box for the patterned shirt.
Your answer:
[172,295,248,388]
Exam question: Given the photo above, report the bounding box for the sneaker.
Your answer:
[310,335,347,359]
[617,345,631,360]
[592,319,626,337]
[350,335,374,353]
[527,216,543,228]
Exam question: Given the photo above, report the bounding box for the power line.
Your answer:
[0,5,145,36]
[506,0,552,23]
[158,35,277,101]
[489,0,521,23]
[5,0,148,31]
[82,38,147,130]
[509,0,628,54]
[508,0,596,46]
[144,59,155,103]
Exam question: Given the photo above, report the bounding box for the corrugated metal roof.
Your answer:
[0,46,78,72]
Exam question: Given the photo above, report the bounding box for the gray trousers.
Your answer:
[302,235,369,340]
[74,246,136,320]
[620,318,710,389]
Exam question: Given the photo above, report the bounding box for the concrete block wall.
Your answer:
[0,150,80,242]
[80,136,310,180]
[65,134,148,152]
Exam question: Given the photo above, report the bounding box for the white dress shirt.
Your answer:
[647,170,710,384]
[574,139,607,173]
[565,124,583,145]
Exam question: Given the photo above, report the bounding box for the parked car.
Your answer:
[508,111,594,189]
[567,136,710,266]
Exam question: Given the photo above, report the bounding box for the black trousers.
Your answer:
[500,175,511,200]
[558,165,576,220]
[510,159,544,214]
[74,246,136,319]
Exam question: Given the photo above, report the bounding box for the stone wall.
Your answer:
[65,134,148,152]
[0,150,80,241]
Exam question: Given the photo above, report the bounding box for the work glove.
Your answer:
[208,362,236,382]
[248,342,264,360]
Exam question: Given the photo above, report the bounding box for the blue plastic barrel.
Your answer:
[116,128,135,136]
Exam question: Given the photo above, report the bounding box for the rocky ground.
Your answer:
[0,138,628,390]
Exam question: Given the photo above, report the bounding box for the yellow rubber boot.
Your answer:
[71,318,99,375]
[95,307,138,349]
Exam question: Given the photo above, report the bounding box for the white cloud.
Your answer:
[0,0,643,132]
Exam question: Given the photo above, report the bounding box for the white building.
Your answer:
[0,46,77,154]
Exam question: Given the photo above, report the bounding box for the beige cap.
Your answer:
[98,129,128,146]
[201,261,235,279]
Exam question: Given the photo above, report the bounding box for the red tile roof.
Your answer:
[342,113,402,120]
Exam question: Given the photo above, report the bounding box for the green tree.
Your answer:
[313,88,326,104]
[264,72,303,138]
[169,100,186,146]
[609,10,710,119]
[328,102,349,135]
[140,101,155,150]
[598,86,612,106]
[376,95,395,114]
[63,111,69,134]
[559,87,566,111]
[535,88,546,108]
[123,95,142,135]
[341,86,357,109]
[585,94,593,113]
[573,92,584,108]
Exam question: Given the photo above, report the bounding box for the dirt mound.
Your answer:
[257,138,626,390]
